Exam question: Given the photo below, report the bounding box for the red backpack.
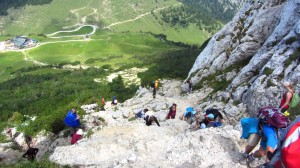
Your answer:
[281,121,300,168]
[268,117,300,168]
[257,106,289,128]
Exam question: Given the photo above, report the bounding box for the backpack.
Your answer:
[154,81,159,88]
[289,93,299,108]
[185,107,195,118]
[268,116,300,168]
[257,106,289,129]
[240,117,259,139]
[150,81,155,88]
[185,111,192,118]
[281,121,300,168]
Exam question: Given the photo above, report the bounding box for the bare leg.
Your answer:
[245,145,255,154]
[253,146,266,158]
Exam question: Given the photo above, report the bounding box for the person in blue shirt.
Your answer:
[246,123,278,167]
[64,108,80,136]
[180,107,197,124]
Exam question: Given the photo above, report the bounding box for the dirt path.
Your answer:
[103,3,181,29]
[22,50,48,66]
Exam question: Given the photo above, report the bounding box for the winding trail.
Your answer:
[103,3,181,29]
[46,25,97,38]
[0,2,181,66]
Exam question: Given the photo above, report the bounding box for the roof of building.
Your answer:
[11,36,28,47]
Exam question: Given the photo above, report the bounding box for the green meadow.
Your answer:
[0,52,34,83]
[26,32,180,67]
[0,0,178,35]
[0,30,189,83]
[110,13,211,45]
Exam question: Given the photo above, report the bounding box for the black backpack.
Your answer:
[150,81,155,88]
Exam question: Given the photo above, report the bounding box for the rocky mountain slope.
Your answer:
[187,0,300,115]
[1,80,250,167]
[2,1,298,167]
[48,80,247,167]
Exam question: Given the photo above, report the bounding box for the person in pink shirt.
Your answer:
[71,129,83,145]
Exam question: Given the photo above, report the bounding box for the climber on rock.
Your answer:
[71,129,84,145]
[180,107,197,124]
[23,144,39,161]
[111,96,118,105]
[144,111,160,126]
[135,108,149,119]
[166,103,177,119]
[64,107,80,136]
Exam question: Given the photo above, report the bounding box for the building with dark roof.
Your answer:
[10,36,29,48]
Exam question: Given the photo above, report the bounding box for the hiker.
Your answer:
[71,129,83,145]
[187,79,192,93]
[166,103,177,119]
[23,145,39,161]
[6,128,12,138]
[246,122,278,167]
[150,81,155,90]
[64,108,80,136]
[152,80,159,98]
[111,96,118,105]
[180,107,197,124]
[205,108,225,123]
[25,135,33,148]
[144,111,160,126]
[239,117,261,165]
[279,82,294,113]
[135,108,148,119]
[206,114,218,128]
[100,98,105,110]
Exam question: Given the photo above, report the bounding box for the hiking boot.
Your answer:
[238,153,248,165]
[247,154,260,168]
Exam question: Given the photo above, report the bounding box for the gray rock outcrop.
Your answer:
[187,0,300,115]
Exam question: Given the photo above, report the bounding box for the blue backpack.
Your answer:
[184,107,196,118]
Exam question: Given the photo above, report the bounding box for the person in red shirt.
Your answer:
[166,103,177,119]
[71,129,83,145]
[279,82,295,112]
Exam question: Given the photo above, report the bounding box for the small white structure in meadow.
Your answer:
[0,42,5,50]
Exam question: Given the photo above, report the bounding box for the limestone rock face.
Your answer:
[187,0,300,114]
[48,80,248,167]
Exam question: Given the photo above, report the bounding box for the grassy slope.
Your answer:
[1,0,85,35]
[0,0,177,35]
[0,52,34,83]
[0,31,182,82]
[110,14,211,45]
[26,32,179,67]
[0,0,216,83]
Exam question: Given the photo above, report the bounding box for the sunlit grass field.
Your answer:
[27,31,180,66]
[0,52,34,83]
[0,0,178,35]
[0,30,184,82]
